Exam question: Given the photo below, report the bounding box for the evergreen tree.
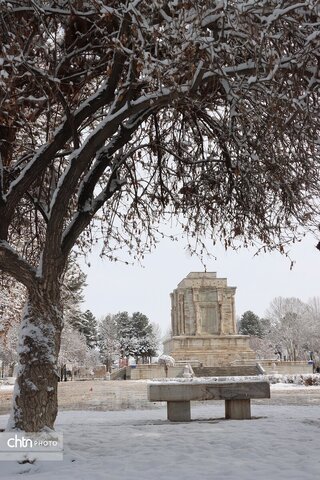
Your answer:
[114,312,134,359]
[61,258,98,348]
[239,311,264,338]
[61,256,87,328]
[98,314,119,371]
[131,312,158,362]
[77,310,98,349]
[99,311,159,363]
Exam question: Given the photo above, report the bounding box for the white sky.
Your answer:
[81,232,320,336]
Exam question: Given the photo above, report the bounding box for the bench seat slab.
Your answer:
[148,381,270,402]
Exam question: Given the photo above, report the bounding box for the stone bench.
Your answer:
[148,380,270,421]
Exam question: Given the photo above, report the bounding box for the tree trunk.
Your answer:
[6,288,63,432]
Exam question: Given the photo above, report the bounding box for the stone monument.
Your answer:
[163,272,255,367]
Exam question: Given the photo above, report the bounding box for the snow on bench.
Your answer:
[147,379,270,421]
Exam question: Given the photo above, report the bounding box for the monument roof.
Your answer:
[186,272,217,278]
[177,272,231,289]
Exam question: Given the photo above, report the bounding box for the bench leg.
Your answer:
[167,401,191,422]
[225,399,251,420]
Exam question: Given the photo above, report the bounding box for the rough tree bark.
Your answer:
[6,285,63,432]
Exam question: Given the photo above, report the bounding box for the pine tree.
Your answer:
[77,310,98,349]
[131,312,158,362]
[114,312,135,359]
[100,311,160,363]
[239,311,264,338]
[61,258,98,348]
[98,314,119,371]
[61,256,87,328]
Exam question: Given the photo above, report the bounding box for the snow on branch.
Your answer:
[0,0,319,276]
[4,36,129,217]
[47,89,177,220]
[58,98,173,258]
[76,108,153,212]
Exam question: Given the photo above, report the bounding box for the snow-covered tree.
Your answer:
[99,311,159,364]
[1,260,93,378]
[75,310,98,349]
[61,256,87,328]
[248,335,276,361]
[114,312,134,359]
[98,314,119,371]
[58,321,98,378]
[61,257,99,349]
[0,278,25,376]
[0,277,26,338]
[265,297,313,361]
[0,319,19,377]
[306,298,320,356]
[130,312,159,362]
[158,354,175,367]
[0,1,319,432]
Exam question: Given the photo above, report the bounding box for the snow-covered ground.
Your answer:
[1,402,320,480]
[0,384,14,392]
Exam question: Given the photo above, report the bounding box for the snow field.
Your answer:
[1,403,320,480]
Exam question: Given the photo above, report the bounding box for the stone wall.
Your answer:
[128,365,185,380]
[163,335,256,367]
[259,361,313,375]
[73,365,107,380]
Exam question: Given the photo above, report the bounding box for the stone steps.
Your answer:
[110,367,127,380]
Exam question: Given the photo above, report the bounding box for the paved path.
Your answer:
[1,381,320,415]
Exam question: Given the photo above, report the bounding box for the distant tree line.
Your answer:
[1,258,159,376]
[98,311,160,371]
[238,297,320,364]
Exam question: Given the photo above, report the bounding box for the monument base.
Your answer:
[163,335,256,367]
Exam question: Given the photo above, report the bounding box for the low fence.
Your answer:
[257,360,313,375]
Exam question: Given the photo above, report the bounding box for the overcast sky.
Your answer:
[81,231,320,338]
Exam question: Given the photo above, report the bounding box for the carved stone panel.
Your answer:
[170,272,236,337]
[200,305,219,334]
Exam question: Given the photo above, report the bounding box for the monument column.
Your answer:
[171,292,179,336]
[178,293,185,335]
[231,293,236,333]
[217,290,224,334]
[192,288,202,335]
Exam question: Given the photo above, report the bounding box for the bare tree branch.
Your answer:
[42,91,179,279]
[4,12,131,218]
[0,241,37,288]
